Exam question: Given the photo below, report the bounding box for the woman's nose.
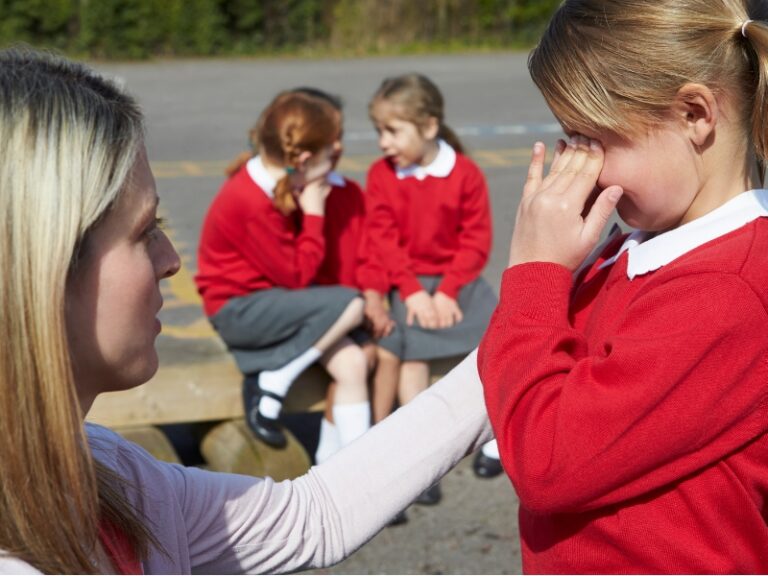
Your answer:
[158,232,181,279]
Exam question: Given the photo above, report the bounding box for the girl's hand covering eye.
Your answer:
[507,136,623,271]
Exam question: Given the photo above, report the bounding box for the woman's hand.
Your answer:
[508,136,623,271]
[404,290,439,329]
[432,291,463,328]
[298,178,331,216]
[363,290,395,339]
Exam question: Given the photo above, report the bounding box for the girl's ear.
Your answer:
[421,116,440,141]
[674,83,718,147]
[295,150,312,171]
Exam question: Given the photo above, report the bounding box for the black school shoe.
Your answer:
[472,451,503,478]
[242,374,287,448]
[415,482,442,505]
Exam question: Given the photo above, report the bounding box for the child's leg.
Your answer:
[317,340,377,463]
[315,382,340,465]
[321,336,371,447]
[257,297,364,419]
[371,347,401,423]
[361,340,378,374]
[398,360,430,405]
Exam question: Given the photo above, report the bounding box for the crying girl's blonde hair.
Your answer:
[529,0,768,179]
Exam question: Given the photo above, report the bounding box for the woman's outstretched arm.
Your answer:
[95,349,492,574]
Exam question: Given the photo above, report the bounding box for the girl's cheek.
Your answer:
[596,157,618,190]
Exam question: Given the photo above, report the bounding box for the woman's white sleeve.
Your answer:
[121,349,492,574]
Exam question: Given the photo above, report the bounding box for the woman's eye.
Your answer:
[144,217,166,241]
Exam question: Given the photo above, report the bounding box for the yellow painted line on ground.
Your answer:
[161,316,219,340]
[157,210,220,341]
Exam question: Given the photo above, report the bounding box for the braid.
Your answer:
[255,91,340,215]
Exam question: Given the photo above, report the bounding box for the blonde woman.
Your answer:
[0,48,492,574]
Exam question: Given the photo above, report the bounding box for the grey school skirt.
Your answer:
[210,285,359,374]
[378,275,498,362]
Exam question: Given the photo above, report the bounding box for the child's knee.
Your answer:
[330,342,368,382]
[377,346,400,366]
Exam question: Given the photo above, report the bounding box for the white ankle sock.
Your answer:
[333,402,371,446]
[257,396,282,420]
[481,439,500,459]
[314,418,341,464]
[259,347,322,398]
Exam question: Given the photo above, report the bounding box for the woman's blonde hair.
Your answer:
[0,48,156,573]
[369,73,465,154]
[529,0,768,179]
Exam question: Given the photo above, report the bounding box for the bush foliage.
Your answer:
[0,0,560,59]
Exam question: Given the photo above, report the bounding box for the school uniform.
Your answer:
[195,157,365,374]
[358,140,496,361]
[479,189,768,573]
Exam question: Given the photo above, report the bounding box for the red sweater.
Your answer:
[358,154,492,300]
[196,168,367,316]
[478,218,768,573]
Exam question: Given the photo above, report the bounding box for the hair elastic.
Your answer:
[285,166,295,174]
[742,19,753,38]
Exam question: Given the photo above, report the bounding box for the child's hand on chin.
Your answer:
[508,136,623,271]
[297,178,331,216]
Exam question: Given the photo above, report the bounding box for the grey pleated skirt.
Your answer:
[378,275,498,362]
[210,285,359,374]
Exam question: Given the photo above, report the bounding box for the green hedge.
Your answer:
[0,0,560,59]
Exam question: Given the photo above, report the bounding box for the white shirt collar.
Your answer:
[599,189,768,279]
[327,170,345,187]
[246,156,346,198]
[246,155,276,198]
[395,139,456,181]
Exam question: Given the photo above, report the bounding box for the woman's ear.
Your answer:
[674,83,718,147]
[421,116,440,141]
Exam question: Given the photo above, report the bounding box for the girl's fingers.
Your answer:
[550,139,567,169]
[523,142,547,198]
[545,136,577,180]
[548,137,602,202]
[582,185,623,243]
[544,137,589,193]
[406,308,415,327]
